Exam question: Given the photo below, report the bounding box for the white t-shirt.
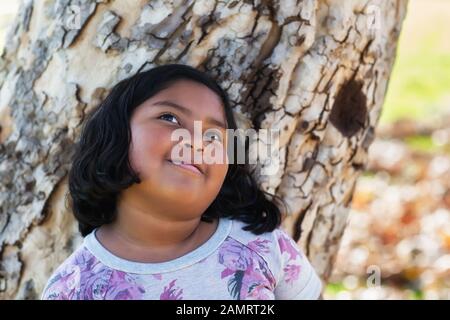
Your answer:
[41,217,322,300]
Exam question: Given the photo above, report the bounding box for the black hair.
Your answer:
[68,63,286,237]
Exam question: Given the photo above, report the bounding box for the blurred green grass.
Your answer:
[404,135,445,153]
[324,282,346,295]
[380,0,450,125]
[380,50,450,124]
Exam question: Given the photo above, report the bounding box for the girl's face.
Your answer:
[125,79,229,220]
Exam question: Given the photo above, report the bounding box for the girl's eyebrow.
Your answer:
[152,100,227,129]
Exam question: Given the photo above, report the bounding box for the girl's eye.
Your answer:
[205,130,223,143]
[158,113,180,125]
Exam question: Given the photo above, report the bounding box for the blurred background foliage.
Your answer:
[1,0,449,299]
[327,0,450,300]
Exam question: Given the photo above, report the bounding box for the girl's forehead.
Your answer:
[145,81,228,126]
[159,80,221,101]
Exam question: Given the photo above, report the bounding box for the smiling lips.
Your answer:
[167,159,203,175]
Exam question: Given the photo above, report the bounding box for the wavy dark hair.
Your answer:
[68,63,286,237]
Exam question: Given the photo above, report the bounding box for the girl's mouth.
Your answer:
[166,159,203,175]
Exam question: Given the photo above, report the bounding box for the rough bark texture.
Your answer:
[0,0,407,299]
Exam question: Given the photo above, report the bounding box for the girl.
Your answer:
[41,64,322,300]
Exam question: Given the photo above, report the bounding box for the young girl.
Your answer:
[41,64,322,300]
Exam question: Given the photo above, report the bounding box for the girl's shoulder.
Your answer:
[226,217,301,259]
[40,242,111,300]
[225,218,322,299]
[225,218,301,269]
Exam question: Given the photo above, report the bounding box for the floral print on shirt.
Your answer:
[41,224,319,300]
[277,229,303,284]
[218,237,276,300]
[43,247,145,300]
[160,279,183,300]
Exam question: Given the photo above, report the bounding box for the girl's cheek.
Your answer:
[135,124,171,146]
[130,125,171,167]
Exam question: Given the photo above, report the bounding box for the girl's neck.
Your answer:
[95,198,218,263]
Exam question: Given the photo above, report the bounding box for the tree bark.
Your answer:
[0,0,407,299]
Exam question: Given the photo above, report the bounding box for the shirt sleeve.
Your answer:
[40,264,83,300]
[273,228,322,300]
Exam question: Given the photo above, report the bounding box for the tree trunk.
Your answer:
[0,0,407,299]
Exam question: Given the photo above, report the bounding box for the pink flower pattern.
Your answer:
[160,279,183,300]
[277,230,303,284]
[42,248,146,299]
